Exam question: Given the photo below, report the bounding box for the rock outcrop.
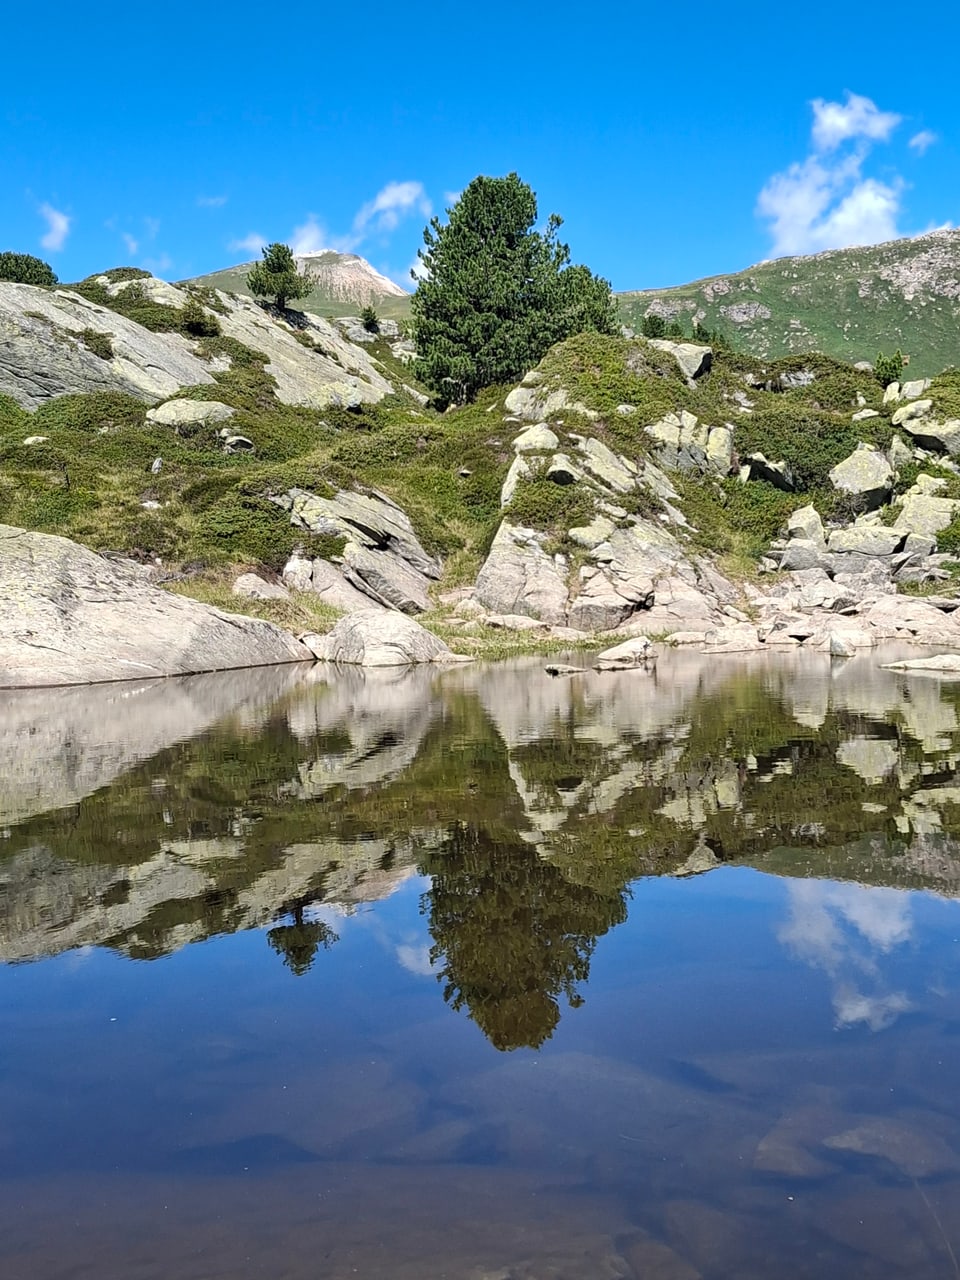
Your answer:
[0,276,396,411]
[279,487,441,613]
[0,525,311,687]
[0,281,216,408]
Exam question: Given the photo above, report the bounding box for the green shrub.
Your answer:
[34,391,145,433]
[505,473,596,533]
[79,328,114,360]
[0,251,57,286]
[360,305,380,334]
[100,267,151,283]
[938,516,960,555]
[181,295,221,337]
[639,314,667,339]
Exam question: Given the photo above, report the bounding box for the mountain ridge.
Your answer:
[617,227,960,377]
[183,250,411,320]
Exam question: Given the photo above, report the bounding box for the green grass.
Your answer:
[618,228,960,379]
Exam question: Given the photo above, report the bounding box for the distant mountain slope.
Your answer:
[617,228,960,378]
[183,250,412,320]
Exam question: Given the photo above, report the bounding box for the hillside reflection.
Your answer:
[5,647,960,1048]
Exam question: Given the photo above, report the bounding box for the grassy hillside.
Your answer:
[617,228,960,378]
[184,251,413,322]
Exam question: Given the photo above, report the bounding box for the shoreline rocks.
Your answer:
[0,524,311,688]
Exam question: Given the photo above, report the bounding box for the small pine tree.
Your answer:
[640,314,667,339]
[0,251,58,286]
[666,319,685,339]
[246,243,311,311]
[360,304,380,334]
[874,349,904,388]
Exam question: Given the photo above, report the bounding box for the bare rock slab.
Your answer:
[0,525,311,688]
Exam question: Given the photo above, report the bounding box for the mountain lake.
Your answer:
[3,645,960,1278]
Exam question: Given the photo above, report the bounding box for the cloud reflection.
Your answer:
[778,881,913,1030]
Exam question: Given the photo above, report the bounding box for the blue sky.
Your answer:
[2,0,958,292]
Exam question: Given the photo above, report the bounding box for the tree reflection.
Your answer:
[267,898,338,976]
[421,823,628,1051]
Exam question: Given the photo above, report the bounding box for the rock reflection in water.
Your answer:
[6,649,960,1277]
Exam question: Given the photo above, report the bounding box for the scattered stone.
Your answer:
[882,381,901,404]
[891,398,933,427]
[826,526,904,557]
[545,664,585,677]
[882,654,960,674]
[742,452,795,490]
[851,407,880,421]
[485,614,549,632]
[500,453,532,506]
[22,435,48,445]
[221,434,255,453]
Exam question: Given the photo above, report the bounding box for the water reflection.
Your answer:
[7,651,960,1277]
[3,645,960,1052]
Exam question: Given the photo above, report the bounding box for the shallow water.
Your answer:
[4,646,960,1277]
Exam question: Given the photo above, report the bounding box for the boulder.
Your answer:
[899,415,960,456]
[513,423,559,453]
[851,408,880,422]
[901,378,931,400]
[146,399,235,428]
[302,610,465,666]
[288,488,439,579]
[645,409,710,472]
[594,636,655,671]
[232,573,290,601]
[891,398,933,426]
[828,444,893,510]
[894,492,960,539]
[474,522,569,625]
[779,539,829,572]
[826,526,904,557]
[0,524,310,687]
[306,560,377,612]
[882,381,901,404]
[706,425,734,474]
[742,453,795,491]
[648,339,713,383]
[340,540,433,613]
[787,505,825,545]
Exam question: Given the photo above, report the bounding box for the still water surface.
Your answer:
[4,648,960,1277]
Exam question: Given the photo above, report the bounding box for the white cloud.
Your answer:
[811,91,901,151]
[197,194,228,208]
[758,93,906,256]
[143,216,161,241]
[228,232,267,256]
[909,130,938,155]
[39,202,70,252]
[289,215,333,255]
[443,189,462,206]
[409,255,429,282]
[122,233,139,256]
[353,180,431,237]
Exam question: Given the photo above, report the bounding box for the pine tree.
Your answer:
[246,243,311,311]
[411,174,616,407]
